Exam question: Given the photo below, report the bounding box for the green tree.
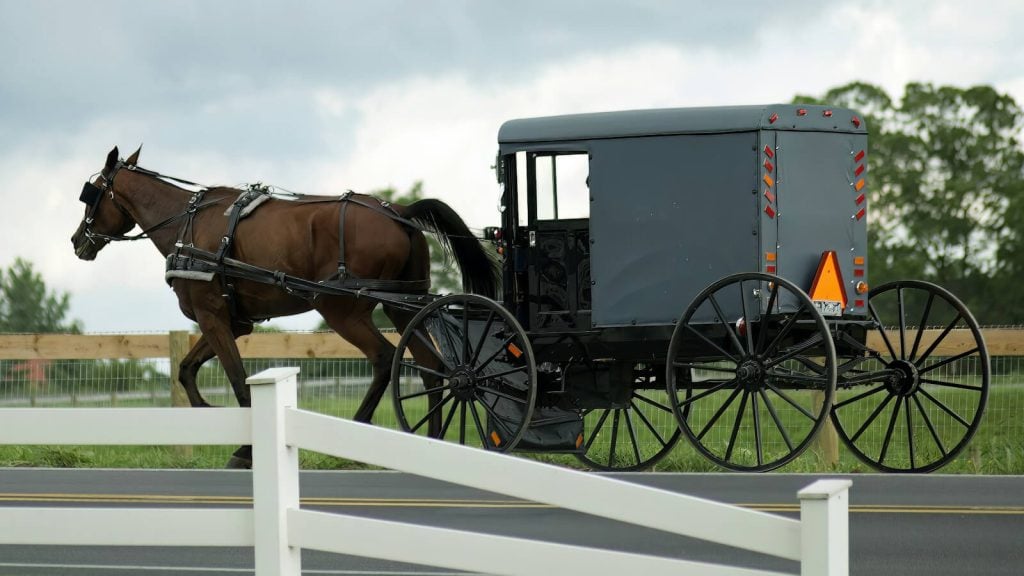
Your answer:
[794,82,1024,323]
[0,257,81,333]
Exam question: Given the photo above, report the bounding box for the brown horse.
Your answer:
[71,146,497,467]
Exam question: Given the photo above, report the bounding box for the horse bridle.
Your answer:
[78,161,213,243]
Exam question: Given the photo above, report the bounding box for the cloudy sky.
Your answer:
[2,0,1022,333]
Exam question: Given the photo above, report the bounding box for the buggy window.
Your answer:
[514,152,590,225]
[534,153,589,220]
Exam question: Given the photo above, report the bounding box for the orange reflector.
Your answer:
[809,251,848,308]
[855,179,866,191]
[853,256,865,265]
[491,431,502,447]
[507,343,523,358]
[763,174,774,188]
[576,434,584,449]
[765,252,776,262]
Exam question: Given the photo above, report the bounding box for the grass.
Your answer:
[1,383,1021,474]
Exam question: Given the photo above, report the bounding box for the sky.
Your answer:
[2,0,1022,333]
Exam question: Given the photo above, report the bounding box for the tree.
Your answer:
[0,258,81,333]
[794,82,1024,324]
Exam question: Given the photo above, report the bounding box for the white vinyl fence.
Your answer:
[0,367,851,576]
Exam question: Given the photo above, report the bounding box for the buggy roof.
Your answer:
[498,104,866,145]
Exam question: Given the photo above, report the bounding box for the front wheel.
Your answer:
[391,294,537,452]
[667,272,837,472]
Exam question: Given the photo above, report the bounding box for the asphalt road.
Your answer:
[0,469,1021,575]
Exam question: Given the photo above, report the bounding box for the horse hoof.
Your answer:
[225,455,252,469]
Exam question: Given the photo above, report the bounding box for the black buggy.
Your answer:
[388,104,989,473]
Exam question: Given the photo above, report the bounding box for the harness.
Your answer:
[81,163,433,324]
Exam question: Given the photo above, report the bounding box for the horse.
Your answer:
[71,146,498,468]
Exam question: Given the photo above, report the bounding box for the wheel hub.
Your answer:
[736,359,765,391]
[451,367,478,400]
[885,359,919,397]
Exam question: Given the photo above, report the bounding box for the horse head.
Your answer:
[71,145,142,260]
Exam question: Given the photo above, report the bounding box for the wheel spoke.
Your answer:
[868,300,899,361]
[624,409,642,466]
[724,391,750,462]
[918,388,971,428]
[438,398,460,439]
[412,328,455,372]
[919,378,983,392]
[754,282,780,355]
[608,411,621,465]
[761,304,808,359]
[695,386,743,441]
[468,400,489,447]
[631,399,668,447]
[764,381,817,420]
[684,324,739,364]
[877,393,902,465]
[912,314,963,367]
[739,279,755,356]
[480,365,528,381]
[708,293,746,357]
[850,393,894,444]
[396,382,454,402]
[677,378,739,407]
[918,347,980,375]
[758,388,794,452]
[751,391,763,466]
[909,292,936,362]
[398,360,449,381]
[470,309,496,366]
[634,392,673,414]
[912,394,947,457]
[480,386,529,406]
[897,287,907,360]
[461,300,471,361]
[832,384,887,410]
[411,393,454,434]
[584,409,612,453]
[458,401,467,444]
[476,333,518,373]
[765,334,824,369]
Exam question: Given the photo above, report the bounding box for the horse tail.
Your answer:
[402,199,499,297]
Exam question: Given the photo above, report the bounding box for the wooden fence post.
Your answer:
[812,390,839,467]
[168,331,193,458]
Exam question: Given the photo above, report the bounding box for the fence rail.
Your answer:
[0,368,851,576]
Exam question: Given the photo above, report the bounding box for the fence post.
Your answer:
[799,479,852,576]
[249,367,301,576]
[168,331,193,458]
[812,391,839,467]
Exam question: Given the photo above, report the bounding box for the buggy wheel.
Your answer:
[575,364,682,471]
[667,272,837,472]
[391,294,537,452]
[831,280,989,473]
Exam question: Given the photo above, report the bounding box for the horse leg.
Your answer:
[192,310,254,468]
[179,324,256,408]
[317,298,392,424]
[385,305,444,437]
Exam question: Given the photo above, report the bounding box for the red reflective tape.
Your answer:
[764,159,774,173]
[797,108,808,116]
[854,268,865,277]
[855,164,865,177]
[852,116,862,128]
[764,189,776,203]
[854,150,865,162]
[766,265,777,273]
[765,205,776,218]
[855,208,866,221]
[855,299,865,307]
[856,193,865,205]
[769,112,778,124]
[763,145,774,158]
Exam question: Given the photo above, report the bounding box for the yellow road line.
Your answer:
[0,493,1021,515]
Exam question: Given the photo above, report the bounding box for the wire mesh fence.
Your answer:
[0,329,1022,472]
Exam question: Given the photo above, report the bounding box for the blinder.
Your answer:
[80,181,104,206]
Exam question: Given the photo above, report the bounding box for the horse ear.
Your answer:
[125,145,142,167]
[105,147,119,170]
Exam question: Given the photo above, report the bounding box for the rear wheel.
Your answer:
[831,280,989,472]
[575,363,682,471]
[667,272,837,472]
[391,294,537,452]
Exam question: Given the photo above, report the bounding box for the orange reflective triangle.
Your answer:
[809,251,848,308]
